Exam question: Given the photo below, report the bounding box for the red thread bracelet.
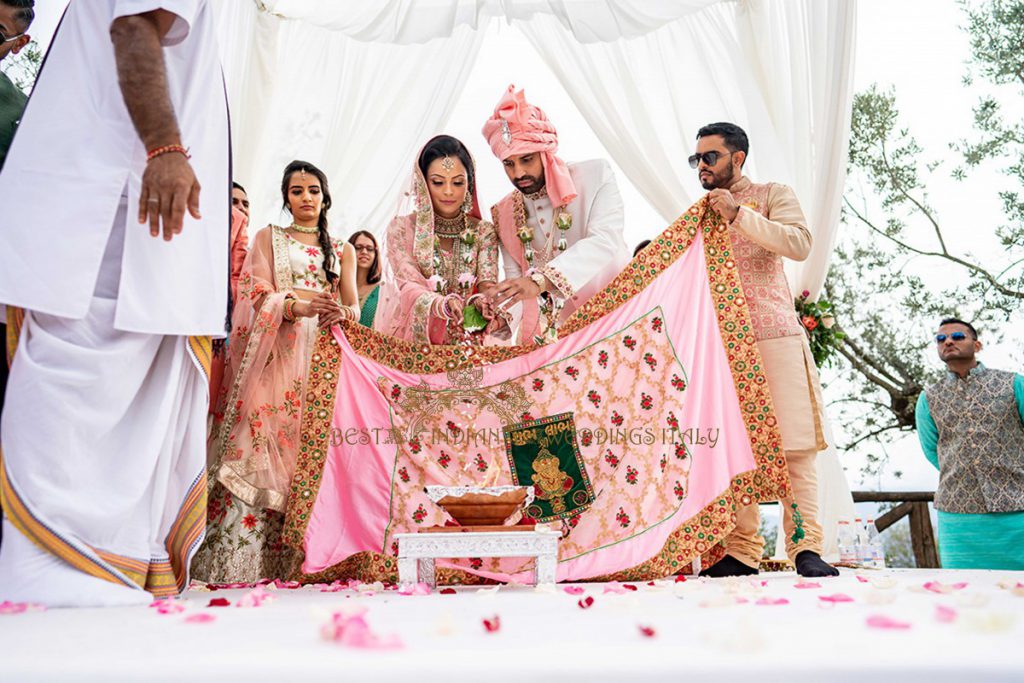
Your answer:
[147,144,191,162]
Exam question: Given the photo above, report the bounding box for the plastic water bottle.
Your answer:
[865,518,886,569]
[837,520,856,564]
[854,517,871,566]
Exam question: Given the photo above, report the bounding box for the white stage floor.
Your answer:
[2,569,1024,682]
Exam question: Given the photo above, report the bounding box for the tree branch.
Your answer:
[841,423,906,451]
[843,197,1024,300]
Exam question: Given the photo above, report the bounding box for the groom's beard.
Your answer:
[514,175,545,195]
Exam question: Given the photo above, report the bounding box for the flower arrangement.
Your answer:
[794,290,846,368]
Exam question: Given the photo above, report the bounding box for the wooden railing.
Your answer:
[852,491,939,568]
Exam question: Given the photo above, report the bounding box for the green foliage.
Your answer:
[826,1,1024,476]
[1,41,42,94]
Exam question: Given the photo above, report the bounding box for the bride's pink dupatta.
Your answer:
[210,226,325,511]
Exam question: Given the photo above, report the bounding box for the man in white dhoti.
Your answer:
[0,0,229,606]
[483,85,628,344]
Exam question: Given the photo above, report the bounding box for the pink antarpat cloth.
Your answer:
[303,229,764,584]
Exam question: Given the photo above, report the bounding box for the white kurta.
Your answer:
[0,0,229,337]
[501,158,628,313]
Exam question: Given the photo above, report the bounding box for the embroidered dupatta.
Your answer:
[210,226,332,511]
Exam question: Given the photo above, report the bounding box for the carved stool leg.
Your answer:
[397,557,418,585]
[418,558,437,588]
[536,552,557,585]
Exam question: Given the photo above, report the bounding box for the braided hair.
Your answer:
[280,160,337,287]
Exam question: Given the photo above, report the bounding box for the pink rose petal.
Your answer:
[623,584,639,592]
[564,586,585,595]
[794,581,821,589]
[0,601,45,615]
[755,597,789,606]
[819,593,855,603]
[397,582,432,596]
[321,610,404,650]
[577,596,595,610]
[482,615,501,633]
[734,597,750,604]
[866,614,911,630]
[149,598,186,615]
[935,605,958,623]
[638,625,656,638]
[236,585,275,608]
[674,575,688,583]
[603,582,627,594]
[184,613,216,624]
[439,588,457,595]
[207,598,231,607]
[855,575,870,583]
[923,581,968,594]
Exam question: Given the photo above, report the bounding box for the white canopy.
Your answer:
[212,0,858,557]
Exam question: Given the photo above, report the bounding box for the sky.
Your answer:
[16,0,1018,499]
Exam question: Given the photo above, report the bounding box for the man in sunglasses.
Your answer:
[915,318,1024,569]
[691,122,838,578]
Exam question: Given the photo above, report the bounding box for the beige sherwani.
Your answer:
[723,176,827,567]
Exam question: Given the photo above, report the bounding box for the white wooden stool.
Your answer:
[395,530,560,587]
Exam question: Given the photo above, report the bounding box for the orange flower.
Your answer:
[802,315,819,331]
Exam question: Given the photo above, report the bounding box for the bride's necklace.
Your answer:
[289,223,319,235]
[434,213,465,238]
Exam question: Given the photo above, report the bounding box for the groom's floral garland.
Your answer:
[513,191,573,345]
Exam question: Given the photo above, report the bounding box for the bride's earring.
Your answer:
[463,191,473,215]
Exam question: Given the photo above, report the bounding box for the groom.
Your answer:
[483,85,627,343]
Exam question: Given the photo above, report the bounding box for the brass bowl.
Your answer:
[424,486,533,527]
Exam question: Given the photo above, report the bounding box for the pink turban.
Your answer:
[482,85,577,207]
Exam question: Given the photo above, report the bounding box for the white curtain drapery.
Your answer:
[213,0,858,559]
[256,0,721,44]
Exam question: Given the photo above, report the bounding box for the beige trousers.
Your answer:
[726,447,823,567]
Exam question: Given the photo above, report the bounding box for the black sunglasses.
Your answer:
[935,332,968,343]
[688,150,732,169]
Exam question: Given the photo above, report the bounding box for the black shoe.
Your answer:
[795,550,840,577]
[699,554,759,578]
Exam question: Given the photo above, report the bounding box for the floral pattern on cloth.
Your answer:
[288,197,791,585]
[373,308,693,578]
[189,482,300,584]
[285,233,342,293]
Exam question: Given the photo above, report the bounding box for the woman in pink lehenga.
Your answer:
[374,135,506,344]
[192,160,359,583]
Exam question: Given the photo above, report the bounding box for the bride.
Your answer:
[374,135,506,344]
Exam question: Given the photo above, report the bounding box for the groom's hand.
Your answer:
[491,277,542,308]
[708,188,740,223]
